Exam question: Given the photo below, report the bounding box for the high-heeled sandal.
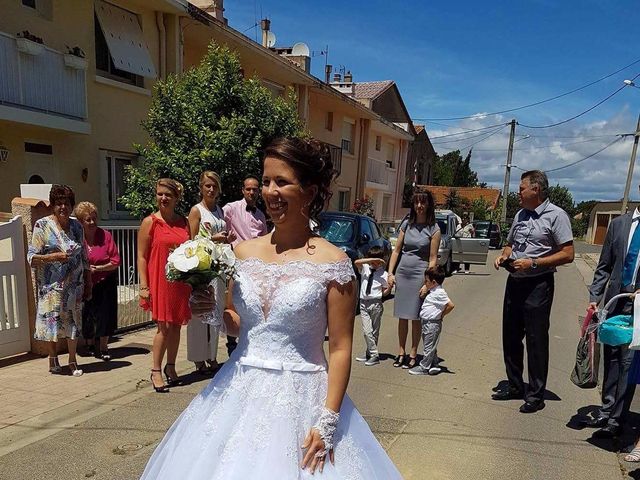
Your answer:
[150,369,169,393]
[48,356,62,374]
[393,354,406,368]
[163,363,180,386]
[402,356,417,369]
[68,361,83,377]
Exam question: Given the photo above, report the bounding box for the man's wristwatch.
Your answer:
[531,259,538,269]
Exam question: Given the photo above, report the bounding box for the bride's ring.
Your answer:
[314,449,328,459]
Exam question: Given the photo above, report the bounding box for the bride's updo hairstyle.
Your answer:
[264,137,336,224]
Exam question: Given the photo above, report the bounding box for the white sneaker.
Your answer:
[364,355,380,366]
[355,354,368,362]
[69,362,83,377]
[428,366,442,375]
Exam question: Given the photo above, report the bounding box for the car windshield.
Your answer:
[319,217,356,243]
[475,221,490,231]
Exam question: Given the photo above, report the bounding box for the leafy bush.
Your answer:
[121,43,305,217]
[351,196,375,219]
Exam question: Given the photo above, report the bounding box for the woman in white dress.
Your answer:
[140,138,403,479]
[186,171,237,374]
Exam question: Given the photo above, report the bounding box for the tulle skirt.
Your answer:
[140,353,402,479]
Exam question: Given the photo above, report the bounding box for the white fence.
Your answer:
[103,224,152,331]
[0,31,87,119]
[0,217,30,358]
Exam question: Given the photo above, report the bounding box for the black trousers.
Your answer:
[502,273,555,403]
[600,296,635,428]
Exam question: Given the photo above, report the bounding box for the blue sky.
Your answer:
[224,1,640,202]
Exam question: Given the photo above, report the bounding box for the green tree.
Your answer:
[432,149,479,187]
[121,43,305,217]
[470,198,492,221]
[506,191,520,219]
[444,188,470,216]
[548,184,574,215]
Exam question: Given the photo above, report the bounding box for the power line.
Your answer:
[516,82,630,129]
[411,57,640,122]
[522,133,627,139]
[473,136,624,152]
[431,125,507,145]
[458,125,509,151]
[429,122,507,140]
[512,136,625,173]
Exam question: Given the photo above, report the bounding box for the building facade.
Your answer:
[0,0,391,220]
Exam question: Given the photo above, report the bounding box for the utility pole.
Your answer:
[501,119,517,223]
[621,114,640,214]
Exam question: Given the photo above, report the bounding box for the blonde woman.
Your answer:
[137,178,191,393]
[186,171,236,373]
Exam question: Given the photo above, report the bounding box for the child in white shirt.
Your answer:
[354,246,391,366]
[409,266,454,375]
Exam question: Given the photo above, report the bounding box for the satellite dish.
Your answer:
[266,31,276,47]
[291,42,310,57]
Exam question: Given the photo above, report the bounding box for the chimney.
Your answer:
[261,18,271,48]
[325,64,332,84]
[344,70,353,83]
[190,1,226,23]
[333,72,341,83]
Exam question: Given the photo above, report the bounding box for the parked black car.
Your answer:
[473,220,502,249]
[318,212,392,264]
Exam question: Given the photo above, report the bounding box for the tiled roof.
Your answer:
[416,185,502,209]
[353,80,394,99]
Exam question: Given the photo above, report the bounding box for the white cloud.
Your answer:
[427,107,637,202]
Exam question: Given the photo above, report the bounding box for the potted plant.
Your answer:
[15,30,44,55]
[63,46,87,70]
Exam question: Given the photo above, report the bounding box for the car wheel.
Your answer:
[445,254,453,276]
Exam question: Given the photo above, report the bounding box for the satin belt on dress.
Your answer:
[238,355,326,372]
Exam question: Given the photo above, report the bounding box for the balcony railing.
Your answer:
[341,138,353,155]
[0,32,87,120]
[366,158,389,185]
[322,142,342,177]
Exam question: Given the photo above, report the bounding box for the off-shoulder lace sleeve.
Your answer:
[323,258,355,285]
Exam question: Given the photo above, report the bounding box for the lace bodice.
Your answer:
[232,257,354,367]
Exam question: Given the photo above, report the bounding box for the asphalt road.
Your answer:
[0,250,634,480]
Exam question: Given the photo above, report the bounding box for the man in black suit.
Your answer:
[586,203,640,438]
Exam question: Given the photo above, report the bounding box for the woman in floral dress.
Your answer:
[28,185,91,376]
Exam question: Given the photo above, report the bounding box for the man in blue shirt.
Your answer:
[493,170,574,413]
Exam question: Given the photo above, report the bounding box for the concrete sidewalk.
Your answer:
[0,326,205,458]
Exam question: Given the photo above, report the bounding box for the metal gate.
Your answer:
[103,224,152,331]
[0,217,30,358]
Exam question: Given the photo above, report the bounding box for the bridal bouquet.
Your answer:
[166,238,236,325]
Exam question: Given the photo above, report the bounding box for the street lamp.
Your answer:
[624,79,640,89]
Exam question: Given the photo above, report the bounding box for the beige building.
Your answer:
[331,79,414,221]
[0,0,411,221]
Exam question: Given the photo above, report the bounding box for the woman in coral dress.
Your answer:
[137,178,192,392]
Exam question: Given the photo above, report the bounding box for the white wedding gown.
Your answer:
[141,257,403,480]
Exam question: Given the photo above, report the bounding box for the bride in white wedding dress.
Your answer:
[140,137,403,479]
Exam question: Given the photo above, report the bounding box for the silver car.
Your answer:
[435,210,490,275]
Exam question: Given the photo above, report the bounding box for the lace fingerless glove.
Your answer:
[313,407,340,457]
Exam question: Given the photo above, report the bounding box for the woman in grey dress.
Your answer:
[387,191,441,369]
